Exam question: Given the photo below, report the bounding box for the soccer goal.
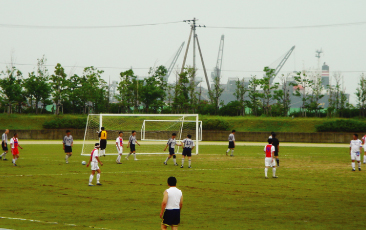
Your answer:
[81,114,201,156]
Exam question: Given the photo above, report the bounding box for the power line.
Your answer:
[206,21,366,30]
[0,21,182,29]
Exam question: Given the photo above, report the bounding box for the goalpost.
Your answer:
[81,114,201,156]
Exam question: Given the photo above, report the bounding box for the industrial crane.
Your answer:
[165,42,185,82]
[272,45,295,81]
[212,35,225,82]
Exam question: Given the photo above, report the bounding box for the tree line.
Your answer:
[0,56,365,117]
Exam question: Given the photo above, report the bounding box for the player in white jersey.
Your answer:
[180,134,195,168]
[1,129,9,161]
[225,130,236,156]
[86,143,103,186]
[160,176,183,230]
[126,130,140,161]
[350,134,362,171]
[63,130,73,164]
[115,131,124,164]
[264,139,277,179]
[164,133,182,166]
[361,134,366,164]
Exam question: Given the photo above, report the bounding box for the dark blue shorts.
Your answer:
[2,142,8,151]
[182,148,191,157]
[64,146,72,153]
[228,141,235,148]
[162,209,180,227]
[169,148,175,155]
[130,144,136,152]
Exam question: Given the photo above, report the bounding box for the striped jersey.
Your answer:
[182,138,195,148]
[116,137,123,147]
[264,144,275,158]
[2,133,7,144]
[228,133,235,142]
[167,138,176,149]
[10,137,18,149]
[90,148,99,163]
[129,135,137,145]
[63,135,73,146]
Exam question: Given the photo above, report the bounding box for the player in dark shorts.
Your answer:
[1,129,9,161]
[160,177,183,230]
[272,133,280,166]
[164,133,182,166]
[226,130,236,156]
[99,127,107,157]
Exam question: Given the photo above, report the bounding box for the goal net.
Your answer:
[81,114,201,156]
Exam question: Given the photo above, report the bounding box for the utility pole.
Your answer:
[192,18,196,75]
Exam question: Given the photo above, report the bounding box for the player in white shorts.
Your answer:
[116,131,124,164]
[86,143,103,186]
[361,134,366,164]
[350,134,362,171]
[264,139,277,179]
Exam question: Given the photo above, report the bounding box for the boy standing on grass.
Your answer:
[264,139,278,179]
[63,130,73,164]
[160,176,183,230]
[10,133,23,166]
[126,130,140,161]
[350,134,362,171]
[226,130,236,156]
[86,143,103,186]
[98,127,107,157]
[180,134,195,168]
[115,131,123,164]
[164,133,182,166]
[1,129,9,161]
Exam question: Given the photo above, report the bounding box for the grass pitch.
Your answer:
[0,143,365,229]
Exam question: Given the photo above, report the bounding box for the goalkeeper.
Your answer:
[98,127,107,157]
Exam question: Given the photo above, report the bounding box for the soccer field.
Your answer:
[0,143,365,229]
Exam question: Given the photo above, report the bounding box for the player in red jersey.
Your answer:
[10,133,23,166]
[264,139,277,179]
[361,134,366,164]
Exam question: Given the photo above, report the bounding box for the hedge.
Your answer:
[315,120,366,132]
[43,118,87,129]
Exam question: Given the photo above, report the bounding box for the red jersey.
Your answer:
[264,144,275,158]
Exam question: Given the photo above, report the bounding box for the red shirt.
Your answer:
[265,144,274,158]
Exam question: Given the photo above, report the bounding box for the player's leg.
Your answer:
[2,150,8,160]
[356,154,361,170]
[188,156,192,168]
[161,224,168,230]
[275,154,279,166]
[230,148,234,157]
[89,170,95,186]
[171,226,178,230]
[181,154,185,168]
[364,151,366,164]
[164,155,171,165]
[226,148,230,156]
[96,168,102,185]
[173,154,178,166]
[272,165,277,178]
[133,151,138,160]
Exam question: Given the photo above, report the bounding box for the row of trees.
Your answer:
[0,56,364,117]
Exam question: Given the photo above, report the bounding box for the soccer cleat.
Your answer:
[265,177,268,179]
[188,166,191,168]
[359,168,362,171]
[89,183,94,186]
[3,158,7,161]
[13,163,17,166]
[0,156,2,159]
[65,161,68,164]
[125,157,129,160]
[230,155,234,157]
[273,176,278,178]
[103,154,106,157]
[164,162,167,165]
[116,162,122,164]
[134,158,139,161]
[174,163,178,166]
[352,169,356,171]
[97,183,102,186]
[180,165,183,168]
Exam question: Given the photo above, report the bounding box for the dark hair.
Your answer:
[167,177,177,186]
[272,133,276,138]
[232,130,236,133]
[101,127,105,130]
[95,143,100,146]
[132,130,136,134]
[354,133,358,138]
[66,130,70,133]
[13,133,17,137]
[172,133,177,136]
[268,139,273,144]
[187,134,192,138]
[271,131,275,135]
[119,131,123,134]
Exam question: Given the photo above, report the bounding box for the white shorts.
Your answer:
[91,162,99,171]
[351,151,361,161]
[265,157,275,167]
[116,146,123,154]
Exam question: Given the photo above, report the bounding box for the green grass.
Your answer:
[0,143,365,229]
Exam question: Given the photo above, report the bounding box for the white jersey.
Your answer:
[167,138,176,149]
[129,135,137,145]
[350,139,362,153]
[2,133,8,144]
[90,148,99,163]
[63,135,73,146]
[10,137,18,149]
[182,138,195,148]
[228,133,235,142]
[165,187,182,210]
[116,137,123,148]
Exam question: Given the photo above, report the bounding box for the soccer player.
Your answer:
[180,134,195,168]
[86,143,103,186]
[272,133,280,166]
[63,130,73,164]
[163,133,182,166]
[98,127,107,157]
[225,130,236,156]
[116,131,124,164]
[10,133,23,166]
[1,129,9,161]
[350,134,362,171]
[361,133,366,164]
[160,176,183,230]
[264,139,278,179]
[126,130,140,161]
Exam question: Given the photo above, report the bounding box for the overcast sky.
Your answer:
[1,0,365,104]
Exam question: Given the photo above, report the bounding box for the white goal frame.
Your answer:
[81,114,200,155]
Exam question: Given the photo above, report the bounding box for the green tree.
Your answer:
[0,66,24,114]
[233,78,247,116]
[246,76,262,116]
[260,67,279,115]
[116,69,141,113]
[290,71,315,117]
[50,63,68,115]
[209,70,224,114]
[355,73,366,117]
[273,74,291,116]
[173,68,191,113]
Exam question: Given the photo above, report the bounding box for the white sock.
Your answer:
[182,158,185,165]
[12,159,14,164]
[231,150,234,156]
[1,152,4,157]
[265,168,268,177]
[358,162,361,168]
[89,175,94,184]
[165,157,169,163]
[173,158,176,164]
[364,155,366,163]
[226,149,230,153]
[127,153,131,158]
[134,153,137,160]
[2,152,6,158]
[65,155,69,160]
[352,162,355,169]
[97,173,100,183]
[273,168,276,177]
[68,154,72,158]
[102,150,105,155]
[117,155,121,162]
[188,159,191,167]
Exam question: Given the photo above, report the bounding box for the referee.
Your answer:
[98,127,107,157]
[272,133,280,167]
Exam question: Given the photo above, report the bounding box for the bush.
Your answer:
[202,118,230,131]
[43,117,87,129]
[315,119,366,132]
[219,101,241,116]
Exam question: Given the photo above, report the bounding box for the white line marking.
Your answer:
[0,216,112,230]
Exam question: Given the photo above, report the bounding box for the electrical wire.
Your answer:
[0,21,182,29]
